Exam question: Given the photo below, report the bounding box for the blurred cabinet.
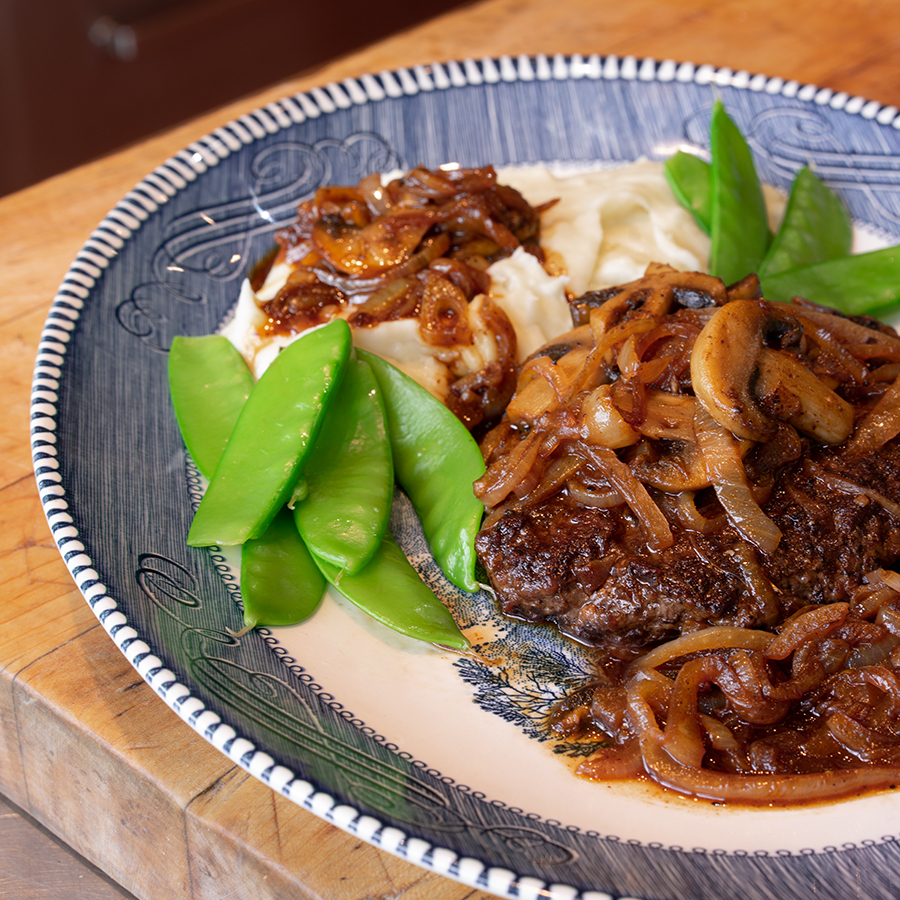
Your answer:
[0,0,467,196]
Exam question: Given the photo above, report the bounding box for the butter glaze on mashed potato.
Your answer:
[223,160,779,401]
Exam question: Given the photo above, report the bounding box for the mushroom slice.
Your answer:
[755,349,854,446]
[690,299,853,444]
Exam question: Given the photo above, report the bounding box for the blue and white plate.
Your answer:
[32,55,900,900]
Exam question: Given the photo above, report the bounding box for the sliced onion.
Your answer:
[845,372,900,456]
[580,384,641,448]
[693,406,782,555]
[870,363,900,383]
[826,712,900,762]
[474,433,542,508]
[847,631,900,667]
[661,658,713,768]
[878,569,900,594]
[351,278,411,317]
[700,714,740,751]
[766,603,848,661]
[730,541,780,627]
[657,490,724,534]
[577,445,674,552]
[566,478,625,509]
[850,576,899,619]
[595,316,659,365]
[358,172,390,215]
[629,626,774,673]
[418,271,472,347]
[802,323,869,383]
[576,738,644,780]
[640,738,900,804]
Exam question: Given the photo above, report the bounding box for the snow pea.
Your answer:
[759,166,852,278]
[293,356,393,576]
[313,533,470,650]
[709,100,770,286]
[168,335,254,480]
[358,349,485,593]
[168,334,326,630]
[663,151,712,234]
[240,506,326,629]
[188,319,351,547]
[760,245,900,316]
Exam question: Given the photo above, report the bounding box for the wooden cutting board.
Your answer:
[3,0,900,897]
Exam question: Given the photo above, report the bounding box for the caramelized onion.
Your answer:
[566,477,625,509]
[766,603,848,660]
[845,372,900,457]
[640,738,900,804]
[580,384,640,448]
[575,738,644,780]
[475,433,542,508]
[630,626,774,673]
[577,445,674,551]
[693,406,782,554]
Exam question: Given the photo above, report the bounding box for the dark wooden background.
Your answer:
[0,0,469,197]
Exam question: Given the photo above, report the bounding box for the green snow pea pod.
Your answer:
[313,533,470,650]
[664,151,712,234]
[759,166,852,279]
[240,506,326,629]
[168,335,254,480]
[760,245,900,316]
[358,349,485,593]
[168,334,326,631]
[709,100,770,286]
[188,318,352,547]
[293,356,393,577]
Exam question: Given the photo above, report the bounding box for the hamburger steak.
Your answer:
[474,264,900,661]
[476,438,900,660]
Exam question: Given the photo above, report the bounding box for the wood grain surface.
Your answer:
[2,0,900,897]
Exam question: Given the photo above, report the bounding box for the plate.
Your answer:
[32,54,900,900]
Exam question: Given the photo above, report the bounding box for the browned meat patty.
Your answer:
[473,265,900,661]
[476,438,900,659]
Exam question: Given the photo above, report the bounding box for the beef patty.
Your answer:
[473,265,900,661]
[476,439,900,659]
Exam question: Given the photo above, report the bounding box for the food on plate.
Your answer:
[667,100,900,317]
[168,334,254,481]
[359,348,485,593]
[474,102,900,803]
[707,98,771,286]
[314,530,470,647]
[241,506,327,630]
[211,157,712,610]
[236,164,546,430]
[187,319,352,548]
[169,333,328,631]
[474,263,900,803]
[221,159,712,407]
[169,328,471,648]
[195,98,900,801]
[293,355,393,576]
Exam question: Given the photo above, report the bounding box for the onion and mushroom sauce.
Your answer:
[475,264,900,804]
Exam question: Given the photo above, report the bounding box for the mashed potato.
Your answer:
[222,161,746,395]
